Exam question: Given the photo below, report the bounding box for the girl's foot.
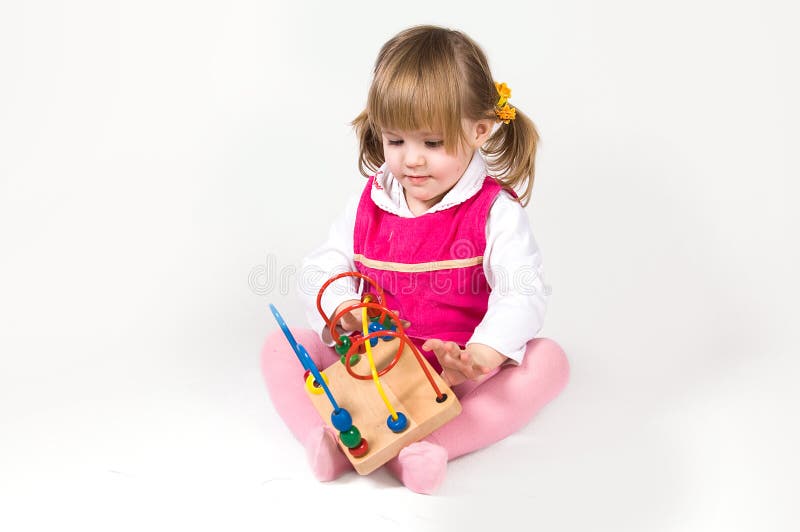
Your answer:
[303,425,351,481]
[388,441,448,494]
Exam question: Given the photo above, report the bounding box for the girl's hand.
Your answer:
[422,339,507,386]
[333,299,364,332]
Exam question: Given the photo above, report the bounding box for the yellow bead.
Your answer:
[305,371,328,395]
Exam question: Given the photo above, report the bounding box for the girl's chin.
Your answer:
[409,195,446,211]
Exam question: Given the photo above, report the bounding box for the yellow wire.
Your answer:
[362,307,398,421]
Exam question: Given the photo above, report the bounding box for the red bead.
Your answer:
[349,333,366,354]
[362,295,382,319]
[303,370,311,381]
[361,293,376,304]
[348,438,369,458]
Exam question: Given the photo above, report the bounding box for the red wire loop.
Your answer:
[315,271,387,346]
[333,302,404,375]
[316,272,446,400]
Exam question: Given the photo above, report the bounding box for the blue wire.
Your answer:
[269,303,340,411]
[269,303,309,371]
[297,344,340,411]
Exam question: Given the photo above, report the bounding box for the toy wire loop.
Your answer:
[315,272,446,401]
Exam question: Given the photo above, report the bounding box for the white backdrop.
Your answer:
[1,1,798,530]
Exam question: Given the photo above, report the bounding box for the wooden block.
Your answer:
[305,337,461,475]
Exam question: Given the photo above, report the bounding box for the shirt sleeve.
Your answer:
[466,192,551,364]
[296,193,362,345]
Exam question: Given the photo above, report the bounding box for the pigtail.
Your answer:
[351,110,385,178]
[482,106,539,207]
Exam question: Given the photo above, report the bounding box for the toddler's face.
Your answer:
[381,126,475,215]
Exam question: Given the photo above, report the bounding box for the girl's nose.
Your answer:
[404,148,424,168]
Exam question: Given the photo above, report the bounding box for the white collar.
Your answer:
[370,151,489,217]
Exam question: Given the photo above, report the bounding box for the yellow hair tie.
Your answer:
[494,81,516,124]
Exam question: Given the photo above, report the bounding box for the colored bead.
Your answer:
[339,426,362,449]
[340,353,361,366]
[375,317,395,341]
[305,372,328,395]
[303,370,311,381]
[368,321,384,346]
[348,438,369,458]
[362,294,382,319]
[380,315,395,330]
[334,335,352,355]
[355,339,366,354]
[361,293,376,304]
[386,412,408,433]
[343,333,367,354]
[330,408,353,432]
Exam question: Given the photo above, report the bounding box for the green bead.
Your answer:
[340,353,360,366]
[334,335,352,355]
[339,426,362,449]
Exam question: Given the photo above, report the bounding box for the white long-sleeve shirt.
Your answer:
[296,152,551,364]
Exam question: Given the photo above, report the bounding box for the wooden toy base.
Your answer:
[306,338,461,475]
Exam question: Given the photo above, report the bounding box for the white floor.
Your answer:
[1,321,798,531]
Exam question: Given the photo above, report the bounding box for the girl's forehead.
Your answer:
[382,128,442,136]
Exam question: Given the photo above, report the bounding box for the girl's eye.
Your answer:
[385,139,443,147]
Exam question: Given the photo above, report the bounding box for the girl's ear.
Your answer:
[469,118,496,147]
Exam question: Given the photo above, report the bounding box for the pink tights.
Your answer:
[261,328,569,494]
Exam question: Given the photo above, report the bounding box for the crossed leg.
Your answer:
[261,330,569,493]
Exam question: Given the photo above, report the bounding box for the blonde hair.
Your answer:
[352,25,540,206]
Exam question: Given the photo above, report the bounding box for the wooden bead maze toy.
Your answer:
[269,272,461,475]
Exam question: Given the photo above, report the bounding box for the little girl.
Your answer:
[261,25,569,494]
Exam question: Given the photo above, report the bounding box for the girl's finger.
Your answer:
[385,310,410,329]
[422,339,440,352]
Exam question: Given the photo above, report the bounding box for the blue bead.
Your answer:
[368,321,384,346]
[330,408,353,432]
[386,412,408,433]
[369,320,394,342]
